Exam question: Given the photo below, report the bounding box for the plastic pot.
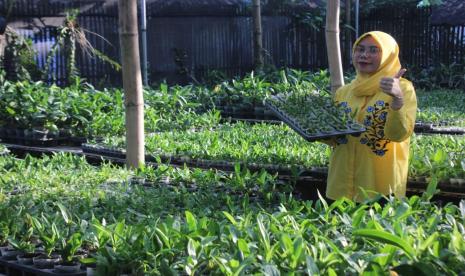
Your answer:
[0,246,20,260]
[17,252,41,265]
[55,262,82,273]
[32,128,49,140]
[33,254,61,269]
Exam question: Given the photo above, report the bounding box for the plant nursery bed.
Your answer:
[406,188,465,205]
[0,136,70,147]
[409,178,465,194]
[264,95,366,142]
[220,112,278,121]
[2,143,82,156]
[427,126,465,135]
[414,122,465,134]
[69,136,91,146]
[221,117,283,125]
[293,177,327,201]
[0,127,74,147]
[81,143,126,159]
[84,143,317,176]
[6,142,465,203]
[1,143,128,168]
[414,122,434,132]
[0,257,85,276]
[220,110,257,120]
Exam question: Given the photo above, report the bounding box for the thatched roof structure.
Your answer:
[430,0,465,25]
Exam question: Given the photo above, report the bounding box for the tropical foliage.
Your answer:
[0,153,463,274]
[89,128,465,183]
[0,67,464,274]
[416,89,465,127]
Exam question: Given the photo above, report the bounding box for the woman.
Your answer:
[325,31,417,202]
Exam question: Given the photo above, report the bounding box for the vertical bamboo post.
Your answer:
[0,33,5,60]
[252,0,264,72]
[326,0,344,94]
[0,16,7,60]
[345,0,352,67]
[355,0,359,39]
[139,0,148,86]
[118,0,145,168]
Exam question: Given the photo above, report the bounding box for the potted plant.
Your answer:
[8,224,40,265]
[80,256,97,276]
[10,239,39,265]
[0,220,20,260]
[0,244,20,260]
[44,121,60,139]
[55,232,83,273]
[29,214,62,268]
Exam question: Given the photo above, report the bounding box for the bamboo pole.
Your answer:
[325,0,345,94]
[355,0,359,38]
[0,16,6,60]
[118,0,145,168]
[345,0,352,67]
[252,0,264,72]
[139,0,148,86]
[0,34,5,60]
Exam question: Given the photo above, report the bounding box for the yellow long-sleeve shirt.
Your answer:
[325,78,417,202]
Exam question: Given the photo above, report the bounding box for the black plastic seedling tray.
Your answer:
[264,97,366,142]
[0,257,86,276]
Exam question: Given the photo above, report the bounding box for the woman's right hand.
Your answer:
[380,68,407,110]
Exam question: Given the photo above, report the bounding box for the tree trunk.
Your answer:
[118,0,145,168]
[0,16,7,62]
[252,0,264,72]
[0,34,6,61]
[64,35,77,86]
[325,0,344,94]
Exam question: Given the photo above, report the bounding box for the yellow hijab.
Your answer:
[349,31,401,97]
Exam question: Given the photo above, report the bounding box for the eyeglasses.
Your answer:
[354,46,381,56]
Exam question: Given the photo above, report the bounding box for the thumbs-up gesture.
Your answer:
[380,69,406,110]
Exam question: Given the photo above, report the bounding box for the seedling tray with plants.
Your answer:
[264,90,365,141]
[0,257,85,276]
[2,153,465,274]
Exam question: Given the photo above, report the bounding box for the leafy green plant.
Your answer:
[91,220,145,275]
[29,214,61,257]
[0,152,465,274]
[416,89,465,126]
[1,28,42,82]
[7,228,35,254]
[43,9,120,85]
[409,134,465,181]
[60,232,83,263]
[266,86,364,137]
[409,63,465,90]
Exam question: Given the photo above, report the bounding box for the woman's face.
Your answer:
[353,36,382,74]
